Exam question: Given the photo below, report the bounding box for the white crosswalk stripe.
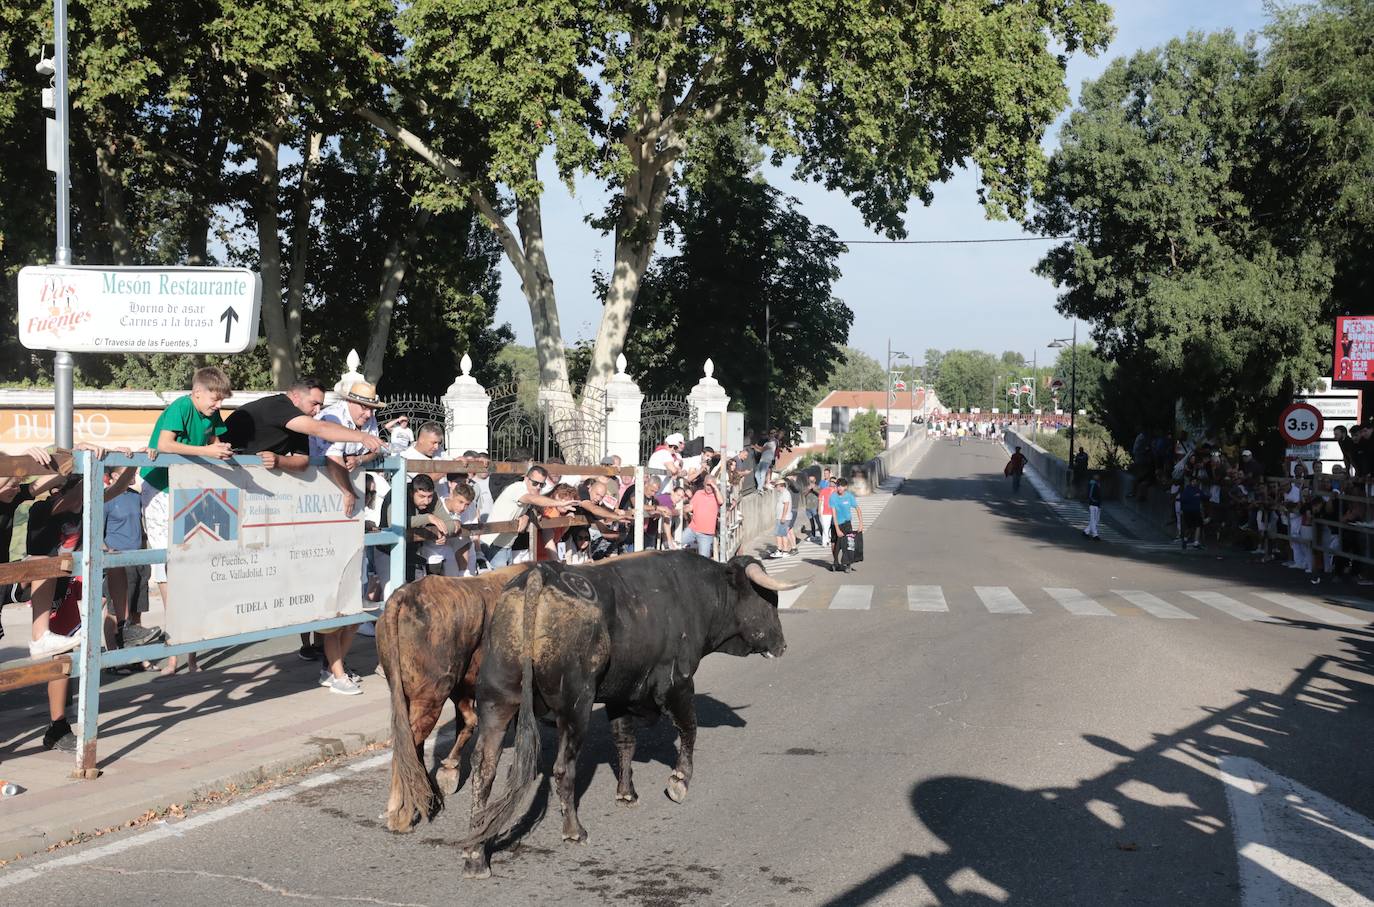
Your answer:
[1044,587,1115,616]
[1181,591,1281,623]
[829,585,874,610]
[782,584,1371,626]
[1112,590,1197,620]
[907,585,949,612]
[1251,593,1365,626]
[975,586,1031,614]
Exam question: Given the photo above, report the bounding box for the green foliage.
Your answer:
[621,130,851,433]
[826,410,884,466]
[810,347,887,406]
[1032,28,1335,442]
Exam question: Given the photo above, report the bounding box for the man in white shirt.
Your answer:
[308,381,384,696]
[481,464,577,567]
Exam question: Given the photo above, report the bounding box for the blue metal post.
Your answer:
[73,448,104,777]
[387,456,407,598]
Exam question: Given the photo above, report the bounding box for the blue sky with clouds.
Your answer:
[492,1,1270,369]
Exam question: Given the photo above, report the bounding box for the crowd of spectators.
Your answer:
[1127,427,1374,586]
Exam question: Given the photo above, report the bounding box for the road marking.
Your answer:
[906,585,949,612]
[1181,591,1279,623]
[1112,590,1197,620]
[1044,587,1114,616]
[829,585,873,610]
[776,587,806,610]
[1220,755,1374,907]
[975,586,1030,614]
[0,753,392,890]
[1251,592,1365,626]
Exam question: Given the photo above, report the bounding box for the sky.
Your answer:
[490,1,1270,373]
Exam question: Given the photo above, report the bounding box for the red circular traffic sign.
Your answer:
[1279,402,1323,445]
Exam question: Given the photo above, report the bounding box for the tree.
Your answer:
[934,349,1000,412]
[1031,31,1331,440]
[336,1,1113,422]
[826,410,883,466]
[813,347,887,404]
[620,129,850,433]
[1050,344,1111,418]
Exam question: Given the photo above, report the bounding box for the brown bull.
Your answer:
[376,566,529,833]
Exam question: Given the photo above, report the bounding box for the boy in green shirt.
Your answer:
[140,366,234,675]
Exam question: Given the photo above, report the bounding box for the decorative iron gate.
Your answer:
[377,395,450,446]
[639,395,696,463]
[487,380,607,464]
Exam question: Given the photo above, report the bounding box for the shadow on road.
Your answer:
[820,624,1374,905]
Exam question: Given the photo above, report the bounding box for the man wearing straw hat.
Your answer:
[309,381,387,695]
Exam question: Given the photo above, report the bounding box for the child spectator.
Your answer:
[140,366,234,675]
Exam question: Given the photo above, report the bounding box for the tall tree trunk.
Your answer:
[514,188,571,391]
[253,130,295,389]
[363,207,431,384]
[94,137,133,265]
[588,147,678,390]
[284,131,322,364]
[186,134,228,266]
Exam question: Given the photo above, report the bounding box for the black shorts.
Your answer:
[1182,510,1203,531]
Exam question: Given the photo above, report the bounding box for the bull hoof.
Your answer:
[461,852,491,880]
[384,810,417,834]
[437,765,460,794]
[562,828,589,844]
[665,773,689,804]
[615,791,639,807]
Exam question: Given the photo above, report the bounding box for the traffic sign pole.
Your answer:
[52,0,73,448]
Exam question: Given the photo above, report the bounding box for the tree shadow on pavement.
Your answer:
[820,626,1374,905]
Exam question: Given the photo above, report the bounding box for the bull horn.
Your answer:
[745,562,805,592]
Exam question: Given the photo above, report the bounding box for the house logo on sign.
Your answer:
[171,488,241,543]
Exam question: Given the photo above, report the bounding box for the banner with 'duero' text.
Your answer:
[167,463,363,644]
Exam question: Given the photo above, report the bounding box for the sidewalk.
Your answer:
[0,597,395,862]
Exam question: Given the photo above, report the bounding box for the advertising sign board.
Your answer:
[166,464,363,644]
[18,265,261,353]
[1335,316,1374,383]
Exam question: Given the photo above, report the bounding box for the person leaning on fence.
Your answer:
[681,472,723,558]
[24,447,140,750]
[308,381,388,695]
[1,447,70,647]
[140,366,235,677]
[481,465,576,568]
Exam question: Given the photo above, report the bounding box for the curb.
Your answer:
[0,721,392,862]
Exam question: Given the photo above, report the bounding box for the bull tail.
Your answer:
[382,587,441,830]
[461,566,546,847]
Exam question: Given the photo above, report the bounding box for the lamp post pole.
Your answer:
[51,0,74,448]
[1068,320,1078,463]
[764,301,772,437]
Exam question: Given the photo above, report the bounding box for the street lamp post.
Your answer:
[885,341,908,448]
[1048,320,1080,469]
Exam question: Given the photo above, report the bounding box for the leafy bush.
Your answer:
[826,410,884,466]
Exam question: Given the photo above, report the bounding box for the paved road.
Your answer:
[5,439,1373,906]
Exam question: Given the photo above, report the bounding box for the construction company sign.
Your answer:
[166,463,363,643]
[17,265,260,353]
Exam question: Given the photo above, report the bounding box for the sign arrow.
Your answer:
[219,306,239,343]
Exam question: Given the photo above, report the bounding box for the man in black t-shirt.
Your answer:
[224,377,383,469]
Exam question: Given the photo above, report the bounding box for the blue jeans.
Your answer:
[1011,473,1022,493]
[483,543,514,568]
[755,459,773,490]
[681,528,714,557]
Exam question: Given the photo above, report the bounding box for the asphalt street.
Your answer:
[4,438,1372,906]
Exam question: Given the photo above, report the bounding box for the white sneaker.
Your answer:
[318,669,333,687]
[326,675,363,696]
[30,631,81,659]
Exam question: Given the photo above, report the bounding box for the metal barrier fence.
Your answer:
[0,451,652,779]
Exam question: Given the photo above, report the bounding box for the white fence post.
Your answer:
[442,353,491,454]
[687,358,732,450]
[605,353,644,465]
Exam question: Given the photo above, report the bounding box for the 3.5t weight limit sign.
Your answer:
[1279,402,1324,445]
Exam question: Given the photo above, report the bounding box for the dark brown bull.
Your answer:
[376,566,529,833]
